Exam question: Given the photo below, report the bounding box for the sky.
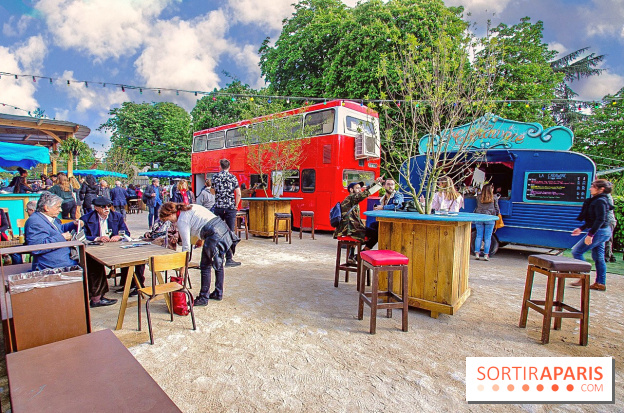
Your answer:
[0,0,623,156]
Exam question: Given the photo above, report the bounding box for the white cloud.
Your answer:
[444,0,512,16]
[549,42,568,56]
[228,44,265,89]
[0,36,47,114]
[2,15,35,37]
[58,70,127,114]
[579,0,624,41]
[574,70,624,101]
[34,0,177,60]
[134,10,230,110]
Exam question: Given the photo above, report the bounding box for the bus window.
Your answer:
[287,115,303,139]
[249,121,269,144]
[342,170,375,188]
[283,170,300,192]
[305,109,335,136]
[301,169,316,193]
[250,174,268,189]
[345,116,375,135]
[193,134,207,152]
[226,127,246,147]
[207,131,225,150]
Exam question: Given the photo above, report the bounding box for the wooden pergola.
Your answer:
[0,113,90,176]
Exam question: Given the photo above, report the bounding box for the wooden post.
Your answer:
[52,143,58,175]
[67,152,74,178]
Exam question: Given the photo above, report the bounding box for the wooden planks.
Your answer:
[248,200,292,237]
[376,217,472,318]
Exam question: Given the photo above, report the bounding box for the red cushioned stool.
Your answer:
[335,236,369,290]
[358,250,409,334]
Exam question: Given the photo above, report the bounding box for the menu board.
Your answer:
[524,172,590,203]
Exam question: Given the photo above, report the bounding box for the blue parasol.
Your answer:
[64,169,128,178]
[138,171,191,179]
[0,141,51,169]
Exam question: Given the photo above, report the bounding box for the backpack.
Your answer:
[329,202,357,228]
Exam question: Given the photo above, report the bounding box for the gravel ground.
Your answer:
[4,210,622,412]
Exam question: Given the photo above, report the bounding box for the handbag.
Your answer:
[494,213,504,230]
[170,276,189,316]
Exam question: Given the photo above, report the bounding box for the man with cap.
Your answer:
[333,177,384,253]
[80,196,145,307]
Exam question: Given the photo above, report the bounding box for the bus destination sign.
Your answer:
[524,172,590,204]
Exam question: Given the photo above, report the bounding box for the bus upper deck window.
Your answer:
[345,116,375,135]
[193,135,207,152]
[226,127,246,147]
[207,131,225,150]
[305,109,335,136]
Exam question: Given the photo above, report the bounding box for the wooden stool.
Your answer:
[358,250,409,334]
[273,213,292,244]
[334,236,369,290]
[299,211,315,240]
[519,254,592,345]
[128,199,140,214]
[235,210,249,240]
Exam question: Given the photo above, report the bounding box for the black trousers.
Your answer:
[364,223,379,250]
[214,207,237,260]
[86,255,109,299]
[61,201,77,219]
[199,243,225,298]
[118,264,146,288]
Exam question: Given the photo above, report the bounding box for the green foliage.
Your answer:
[59,136,96,170]
[259,0,466,101]
[103,146,138,180]
[612,196,624,251]
[98,102,192,171]
[478,17,564,125]
[572,88,624,170]
[191,81,260,132]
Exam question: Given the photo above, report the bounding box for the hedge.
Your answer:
[613,196,624,251]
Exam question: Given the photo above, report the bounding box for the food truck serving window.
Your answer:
[523,172,590,204]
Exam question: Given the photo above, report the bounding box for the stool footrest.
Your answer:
[527,300,583,317]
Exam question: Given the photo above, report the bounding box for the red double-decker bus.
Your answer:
[191,99,381,231]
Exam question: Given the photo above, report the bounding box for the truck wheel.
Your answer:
[470,231,500,256]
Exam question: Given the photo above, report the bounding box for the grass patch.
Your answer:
[562,249,624,276]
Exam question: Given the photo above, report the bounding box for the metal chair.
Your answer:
[137,251,196,344]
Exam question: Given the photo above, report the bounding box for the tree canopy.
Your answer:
[99,102,192,171]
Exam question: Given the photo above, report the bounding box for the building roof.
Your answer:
[0,113,90,148]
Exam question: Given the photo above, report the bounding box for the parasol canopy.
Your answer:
[0,141,50,169]
[138,171,191,179]
[63,169,128,178]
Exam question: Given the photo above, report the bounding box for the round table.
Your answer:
[364,210,499,318]
[242,197,303,237]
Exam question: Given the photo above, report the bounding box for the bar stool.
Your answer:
[334,236,369,290]
[519,254,592,345]
[235,210,249,240]
[357,250,409,334]
[273,213,292,244]
[299,211,315,240]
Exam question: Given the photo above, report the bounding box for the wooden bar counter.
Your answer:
[364,211,498,318]
[243,197,302,237]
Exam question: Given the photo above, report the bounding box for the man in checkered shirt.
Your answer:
[213,158,242,267]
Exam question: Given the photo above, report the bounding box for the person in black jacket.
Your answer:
[570,179,613,291]
[79,174,99,212]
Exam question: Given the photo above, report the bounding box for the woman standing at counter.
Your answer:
[473,184,499,261]
[432,176,464,213]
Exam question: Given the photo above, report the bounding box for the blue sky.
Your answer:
[1,0,622,156]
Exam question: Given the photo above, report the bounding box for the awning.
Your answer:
[138,171,191,179]
[65,169,128,178]
[0,141,50,169]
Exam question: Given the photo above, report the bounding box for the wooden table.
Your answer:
[242,197,302,237]
[86,242,177,330]
[364,211,499,318]
[6,329,181,413]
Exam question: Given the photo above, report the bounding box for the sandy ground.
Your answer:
[4,211,624,412]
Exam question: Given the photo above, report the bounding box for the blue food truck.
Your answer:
[400,115,596,255]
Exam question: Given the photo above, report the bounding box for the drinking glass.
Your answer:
[119,230,126,239]
[105,229,113,238]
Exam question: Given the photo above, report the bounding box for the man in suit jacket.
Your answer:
[143,178,162,227]
[24,192,79,270]
[110,181,128,221]
[81,196,145,302]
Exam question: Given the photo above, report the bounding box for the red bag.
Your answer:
[170,276,189,316]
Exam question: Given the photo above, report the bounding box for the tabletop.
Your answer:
[241,197,303,201]
[6,329,181,413]
[86,241,177,268]
[364,210,500,223]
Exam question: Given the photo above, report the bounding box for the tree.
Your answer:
[259,0,467,101]
[573,88,624,170]
[479,17,564,125]
[98,102,192,171]
[191,81,261,132]
[380,27,499,214]
[103,146,138,180]
[550,47,605,127]
[59,136,95,173]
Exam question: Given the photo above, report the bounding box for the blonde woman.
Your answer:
[48,173,77,219]
[473,184,499,260]
[172,179,196,204]
[432,176,464,213]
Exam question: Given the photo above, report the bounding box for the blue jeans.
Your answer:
[571,226,612,285]
[148,204,160,227]
[474,221,496,255]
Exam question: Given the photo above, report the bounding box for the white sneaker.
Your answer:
[474,253,480,260]
[483,254,490,261]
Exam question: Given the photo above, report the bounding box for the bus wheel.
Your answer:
[470,230,500,257]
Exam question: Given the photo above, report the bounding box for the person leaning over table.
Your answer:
[80,196,145,307]
[334,177,384,256]
[24,192,82,270]
[159,202,240,306]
